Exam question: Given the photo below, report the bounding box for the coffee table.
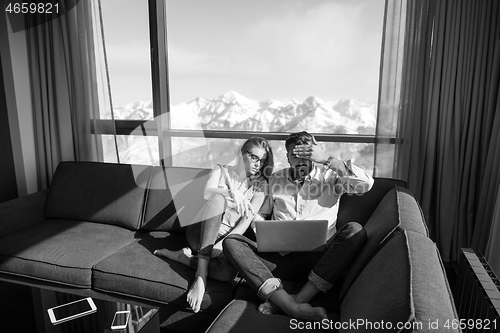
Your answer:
[29,287,160,333]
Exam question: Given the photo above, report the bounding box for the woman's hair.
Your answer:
[240,137,274,180]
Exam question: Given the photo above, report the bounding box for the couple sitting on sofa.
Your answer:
[154,131,374,322]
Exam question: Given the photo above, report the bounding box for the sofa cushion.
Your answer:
[340,186,402,300]
[0,219,136,287]
[45,161,151,230]
[336,177,406,229]
[141,166,211,232]
[341,231,459,332]
[406,231,459,331]
[341,231,414,331]
[340,186,429,299]
[92,231,237,312]
[395,187,429,236]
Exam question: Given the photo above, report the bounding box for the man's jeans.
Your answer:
[186,194,238,281]
[222,222,367,300]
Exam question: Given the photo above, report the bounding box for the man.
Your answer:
[222,131,374,322]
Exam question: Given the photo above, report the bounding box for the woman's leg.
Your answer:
[154,194,226,265]
[154,194,226,312]
[188,253,238,282]
[186,194,227,313]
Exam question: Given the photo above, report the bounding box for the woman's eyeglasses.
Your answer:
[246,152,266,164]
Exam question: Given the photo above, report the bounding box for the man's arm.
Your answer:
[327,158,374,194]
[292,138,374,194]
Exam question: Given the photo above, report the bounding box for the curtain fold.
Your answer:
[27,0,115,190]
[375,0,500,263]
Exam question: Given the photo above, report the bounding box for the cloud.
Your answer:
[239,2,383,101]
[166,1,384,103]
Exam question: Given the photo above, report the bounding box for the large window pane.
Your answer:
[170,137,373,175]
[100,0,153,120]
[102,135,159,165]
[167,0,384,135]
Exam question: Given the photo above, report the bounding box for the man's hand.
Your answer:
[292,136,329,164]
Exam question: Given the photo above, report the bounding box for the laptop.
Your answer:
[255,220,328,252]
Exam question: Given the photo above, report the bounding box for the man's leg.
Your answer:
[223,234,327,321]
[294,222,367,303]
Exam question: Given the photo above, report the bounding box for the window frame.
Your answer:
[93,0,395,168]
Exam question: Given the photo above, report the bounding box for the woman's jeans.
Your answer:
[222,222,367,300]
[186,194,238,281]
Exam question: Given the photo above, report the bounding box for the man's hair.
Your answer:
[285,131,314,152]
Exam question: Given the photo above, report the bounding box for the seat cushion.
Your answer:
[341,231,459,332]
[92,231,237,312]
[0,219,136,287]
[44,161,152,230]
[141,167,211,232]
[206,299,341,333]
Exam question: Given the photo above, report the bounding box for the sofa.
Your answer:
[0,161,460,332]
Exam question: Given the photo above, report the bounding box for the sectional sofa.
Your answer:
[0,161,460,332]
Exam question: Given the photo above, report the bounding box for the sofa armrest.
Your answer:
[0,190,48,238]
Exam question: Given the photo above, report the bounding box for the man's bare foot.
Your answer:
[258,301,284,315]
[154,247,192,266]
[258,300,326,322]
[267,289,328,322]
[187,275,207,313]
[288,303,328,322]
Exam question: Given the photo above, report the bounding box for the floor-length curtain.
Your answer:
[375,0,500,264]
[27,0,117,190]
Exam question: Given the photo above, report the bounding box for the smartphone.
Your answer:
[47,297,97,325]
[111,310,130,330]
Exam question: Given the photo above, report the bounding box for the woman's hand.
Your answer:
[230,189,255,217]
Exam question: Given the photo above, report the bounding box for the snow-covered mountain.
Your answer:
[105,91,377,135]
[101,91,378,169]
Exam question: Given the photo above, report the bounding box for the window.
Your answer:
[96,0,385,174]
[97,0,156,163]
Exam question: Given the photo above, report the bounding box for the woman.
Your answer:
[154,137,274,313]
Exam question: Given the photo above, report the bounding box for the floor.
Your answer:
[0,281,182,333]
[0,282,38,333]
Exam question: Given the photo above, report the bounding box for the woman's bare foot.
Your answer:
[187,274,207,313]
[154,247,192,266]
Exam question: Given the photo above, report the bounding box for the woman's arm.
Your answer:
[203,166,231,200]
[228,192,265,235]
[212,192,266,256]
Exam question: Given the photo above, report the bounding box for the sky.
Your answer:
[101,0,385,107]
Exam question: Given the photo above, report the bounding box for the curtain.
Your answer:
[27,0,117,190]
[484,184,500,276]
[375,0,500,263]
